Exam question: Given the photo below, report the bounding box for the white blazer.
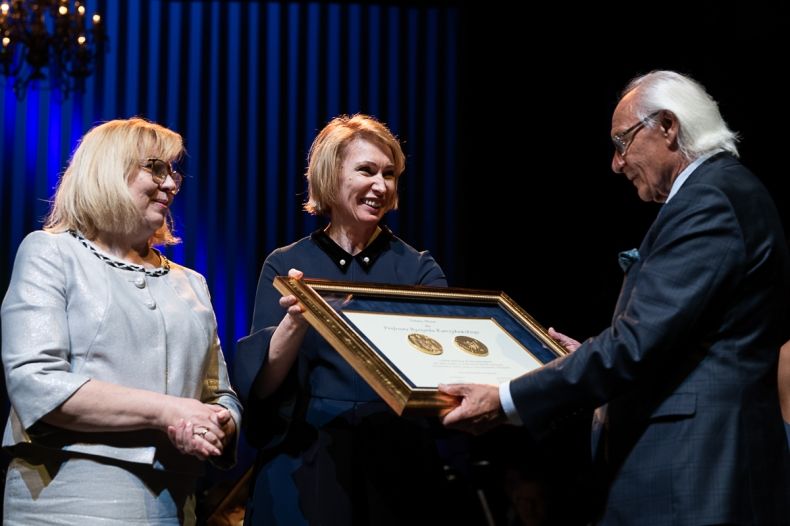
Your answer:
[2,230,241,475]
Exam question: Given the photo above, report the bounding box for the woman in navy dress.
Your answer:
[234,114,455,525]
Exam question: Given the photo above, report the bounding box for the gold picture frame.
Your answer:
[274,277,569,415]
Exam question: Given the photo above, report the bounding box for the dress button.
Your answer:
[362,256,370,264]
[145,300,157,310]
[339,259,346,266]
[134,276,146,288]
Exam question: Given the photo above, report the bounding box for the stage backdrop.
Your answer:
[0,0,460,372]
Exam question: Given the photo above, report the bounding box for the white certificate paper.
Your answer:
[343,311,542,387]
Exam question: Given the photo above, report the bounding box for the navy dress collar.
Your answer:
[311,226,394,272]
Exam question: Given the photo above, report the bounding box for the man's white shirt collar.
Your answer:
[665,151,720,203]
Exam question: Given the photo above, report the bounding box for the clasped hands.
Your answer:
[165,399,236,461]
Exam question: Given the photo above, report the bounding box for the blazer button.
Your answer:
[134,276,146,288]
[144,300,157,310]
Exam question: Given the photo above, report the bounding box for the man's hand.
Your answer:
[548,327,582,352]
[438,383,505,435]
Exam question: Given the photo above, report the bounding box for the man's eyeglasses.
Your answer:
[612,111,661,157]
[141,158,182,194]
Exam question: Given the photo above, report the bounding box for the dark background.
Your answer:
[1,1,788,524]
[460,2,789,337]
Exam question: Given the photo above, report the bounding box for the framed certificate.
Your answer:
[273,277,569,415]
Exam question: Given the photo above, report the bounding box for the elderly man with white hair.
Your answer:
[441,70,790,525]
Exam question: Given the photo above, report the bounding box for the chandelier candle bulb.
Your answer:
[0,0,107,99]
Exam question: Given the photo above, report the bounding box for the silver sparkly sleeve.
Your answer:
[2,232,91,431]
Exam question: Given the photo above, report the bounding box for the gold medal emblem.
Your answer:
[407,333,443,355]
[453,335,489,356]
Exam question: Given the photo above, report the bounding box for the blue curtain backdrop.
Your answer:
[0,0,460,374]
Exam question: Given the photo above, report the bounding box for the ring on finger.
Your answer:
[192,427,208,438]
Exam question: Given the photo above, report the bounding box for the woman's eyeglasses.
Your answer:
[141,158,183,194]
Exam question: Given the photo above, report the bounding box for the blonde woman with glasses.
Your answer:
[1,117,240,525]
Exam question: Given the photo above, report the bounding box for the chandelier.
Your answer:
[0,0,107,99]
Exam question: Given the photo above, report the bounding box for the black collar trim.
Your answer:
[311,226,393,272]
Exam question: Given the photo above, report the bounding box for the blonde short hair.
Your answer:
[45,117,184,245]
[304,114,405,216]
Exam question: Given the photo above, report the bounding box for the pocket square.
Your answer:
[618,248,640,273]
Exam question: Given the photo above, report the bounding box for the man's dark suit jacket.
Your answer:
[511,153,790,525]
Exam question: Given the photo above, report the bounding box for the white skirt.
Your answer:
[4,453,197,525]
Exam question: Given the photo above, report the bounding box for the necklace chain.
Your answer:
[69,230,171,277]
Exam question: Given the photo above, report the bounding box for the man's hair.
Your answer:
[623,70,739,160]
[45,117,184,245]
